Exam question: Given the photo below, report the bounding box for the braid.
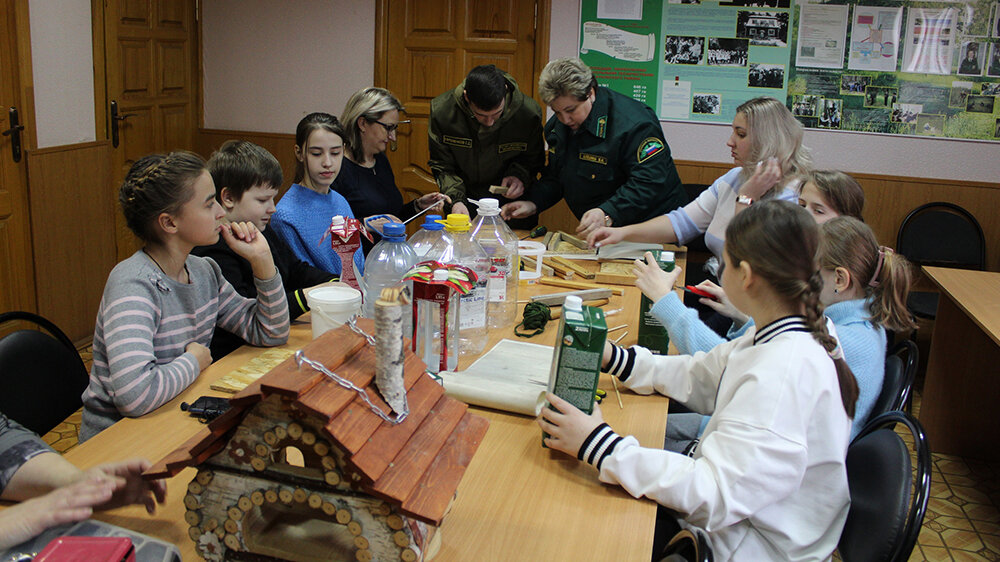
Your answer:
[802,270,859,418]
[118,152,206,243]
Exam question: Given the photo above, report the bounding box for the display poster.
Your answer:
[579,0,1000,140]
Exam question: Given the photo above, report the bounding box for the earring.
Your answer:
[834,288,839,294]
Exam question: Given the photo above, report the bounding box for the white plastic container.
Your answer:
[470,198,519,330]
[309,285,362,339]
[361,222,417,337]
[518,240,546,282]
[427,214,489,356]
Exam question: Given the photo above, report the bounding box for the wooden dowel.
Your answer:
[538,277,624,296]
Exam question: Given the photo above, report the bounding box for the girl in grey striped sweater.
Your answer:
[80,152,289,441]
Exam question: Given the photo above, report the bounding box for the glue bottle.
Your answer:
[427,214,489,356]
[470,198,519,330]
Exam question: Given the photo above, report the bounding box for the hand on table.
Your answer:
[186,342,212,371]
[500,176,525,199]
[0,477,117,549]
[633,252,682,304]
[82,458,167,514]
[538,393,605,458]
[500,200,537,220]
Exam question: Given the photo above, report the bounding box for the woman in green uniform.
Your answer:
[500,58,686,238]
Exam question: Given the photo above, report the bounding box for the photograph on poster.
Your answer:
[818,98,843,128]
[664,36,705,65]
[736,11,790,47]
[993,2,1000,37]
[795,4,849,69]
[720,0,790,6]
[917,113,946,135]
[749,63,785,87]
[958,41,985,76]
[988,43,1000,76]
[864,86,898,107]
[949,81,974,107]
[982,82,1000,95]
[891,103,923,123]
[967,94,996,112]
[902,9,956,74]
[994,118,1000,138]
[840,74,873,94]
[793,94,820,116]
[848,6,903,72]
[693,93,722,114]
[707,37,749,66]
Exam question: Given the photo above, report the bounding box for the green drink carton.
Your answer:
[636,250,675,355]
[544,295,608,445]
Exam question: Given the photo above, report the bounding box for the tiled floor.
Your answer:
[47,349,1000,560]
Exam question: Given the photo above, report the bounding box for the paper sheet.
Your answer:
[438,339,553,417]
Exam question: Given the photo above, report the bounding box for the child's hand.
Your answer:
[602,340,613,370]
[186,342,212,371]
[222,221,276,280]
[538,393,605,457]
[587,226,623,249]
[633,252,682,304]
[695,281,750,325]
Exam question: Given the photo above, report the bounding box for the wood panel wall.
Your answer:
[25,141,115,343]
[195,129,1000,272]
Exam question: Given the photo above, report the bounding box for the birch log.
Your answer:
[375,287,408,414]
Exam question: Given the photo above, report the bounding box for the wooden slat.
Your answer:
[228,378,265,407]
[370,396,468,502]
[538,277,624,296]
[205,402,247,437]
[295,344,377,422]
[324,354,433,454]
[347,375,447,480]
[550,256,595,279]
[401,412,489,525]
[260,322,369,398]
[594,272,637,286]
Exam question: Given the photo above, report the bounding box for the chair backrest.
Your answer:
[870,340,919,418]
[896,202,986,270]
[0,311,90,436]
[839,411,931,562]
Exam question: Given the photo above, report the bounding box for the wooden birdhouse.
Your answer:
[143,312,489,562]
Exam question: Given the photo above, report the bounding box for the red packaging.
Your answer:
[35,537,135,562]
[321,215,372,290]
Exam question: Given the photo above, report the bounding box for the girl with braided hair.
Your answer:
[80,152,289,441]
[539,200,855,561]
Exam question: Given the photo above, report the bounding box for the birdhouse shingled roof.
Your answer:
[142,319,489,526]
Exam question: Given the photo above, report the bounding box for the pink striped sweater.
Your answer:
[80,251,289,441]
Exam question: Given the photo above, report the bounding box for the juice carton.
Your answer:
[544,295,608,444]
[323,215,372,291]
[636,250,675,355]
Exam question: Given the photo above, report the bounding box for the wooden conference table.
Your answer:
[917,266,1000,460]
[63,250,686,561]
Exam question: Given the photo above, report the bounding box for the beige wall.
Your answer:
[28,0,96,148]
[201,0,375,133]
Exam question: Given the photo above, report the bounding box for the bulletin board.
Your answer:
[578,0,1000,140]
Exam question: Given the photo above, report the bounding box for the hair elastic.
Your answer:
[828,339,845,361]
[868,246,889,288]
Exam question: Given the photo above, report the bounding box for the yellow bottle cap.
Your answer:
[436,213,471,233]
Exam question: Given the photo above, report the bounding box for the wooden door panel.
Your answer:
[409,0,456,35]
[120,107,156,163]
[158,41,190,95]
[467,1,518,39]
[157,0,189,29]
[120,40,153,97]
[119,0,150,26]
[467,53,516,71]
[161,104,192,151]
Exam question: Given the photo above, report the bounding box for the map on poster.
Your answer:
[578,0,1000,140]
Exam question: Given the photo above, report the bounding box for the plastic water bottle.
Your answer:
[361,222,417,335]
[413,268,460,373]
[408,214,446,259]
[428,214,489,356]
[470,198,519,329]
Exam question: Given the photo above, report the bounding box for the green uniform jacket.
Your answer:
[428,74,545,206]
[528,87,686,225]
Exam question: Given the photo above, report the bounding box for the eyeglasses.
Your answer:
[373,120,409,134]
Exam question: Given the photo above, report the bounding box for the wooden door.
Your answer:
[98,0,200,261]
[377,0,547,200]
[0,0,36,316]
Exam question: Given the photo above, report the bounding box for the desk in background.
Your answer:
[63,252,685,561]
[918,267,1000,460]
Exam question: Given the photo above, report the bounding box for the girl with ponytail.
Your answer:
[539,200,853,561]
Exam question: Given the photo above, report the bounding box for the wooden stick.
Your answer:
[538,277,624,296]
[610,374,624,410]
[594,272,636,286]
[542,257,575,280]
[520,256,555,277]
[608,324,628,333]
[550,256,596,279]
[613,331,629,344]
[531,288,613,306]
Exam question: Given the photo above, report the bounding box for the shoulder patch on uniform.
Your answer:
[596,116,608,138]
[637,138,664,163]
[498,142,527,154]
[443,135,472,148]
[579,153,608,165]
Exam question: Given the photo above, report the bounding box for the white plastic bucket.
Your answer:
[309,286,362,339]
[518,240,546,281]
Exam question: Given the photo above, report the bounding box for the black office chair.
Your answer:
[896,202,985,319]
[838,411,931,562]
[869,340,919,419]
[659,528,713,562]
[0,311,90,436]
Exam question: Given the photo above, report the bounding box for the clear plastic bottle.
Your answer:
[470,198,519,329]
[361,222,417,335]
[427,214,489,356]
[414,268,460,373]
[408,214,446,259]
